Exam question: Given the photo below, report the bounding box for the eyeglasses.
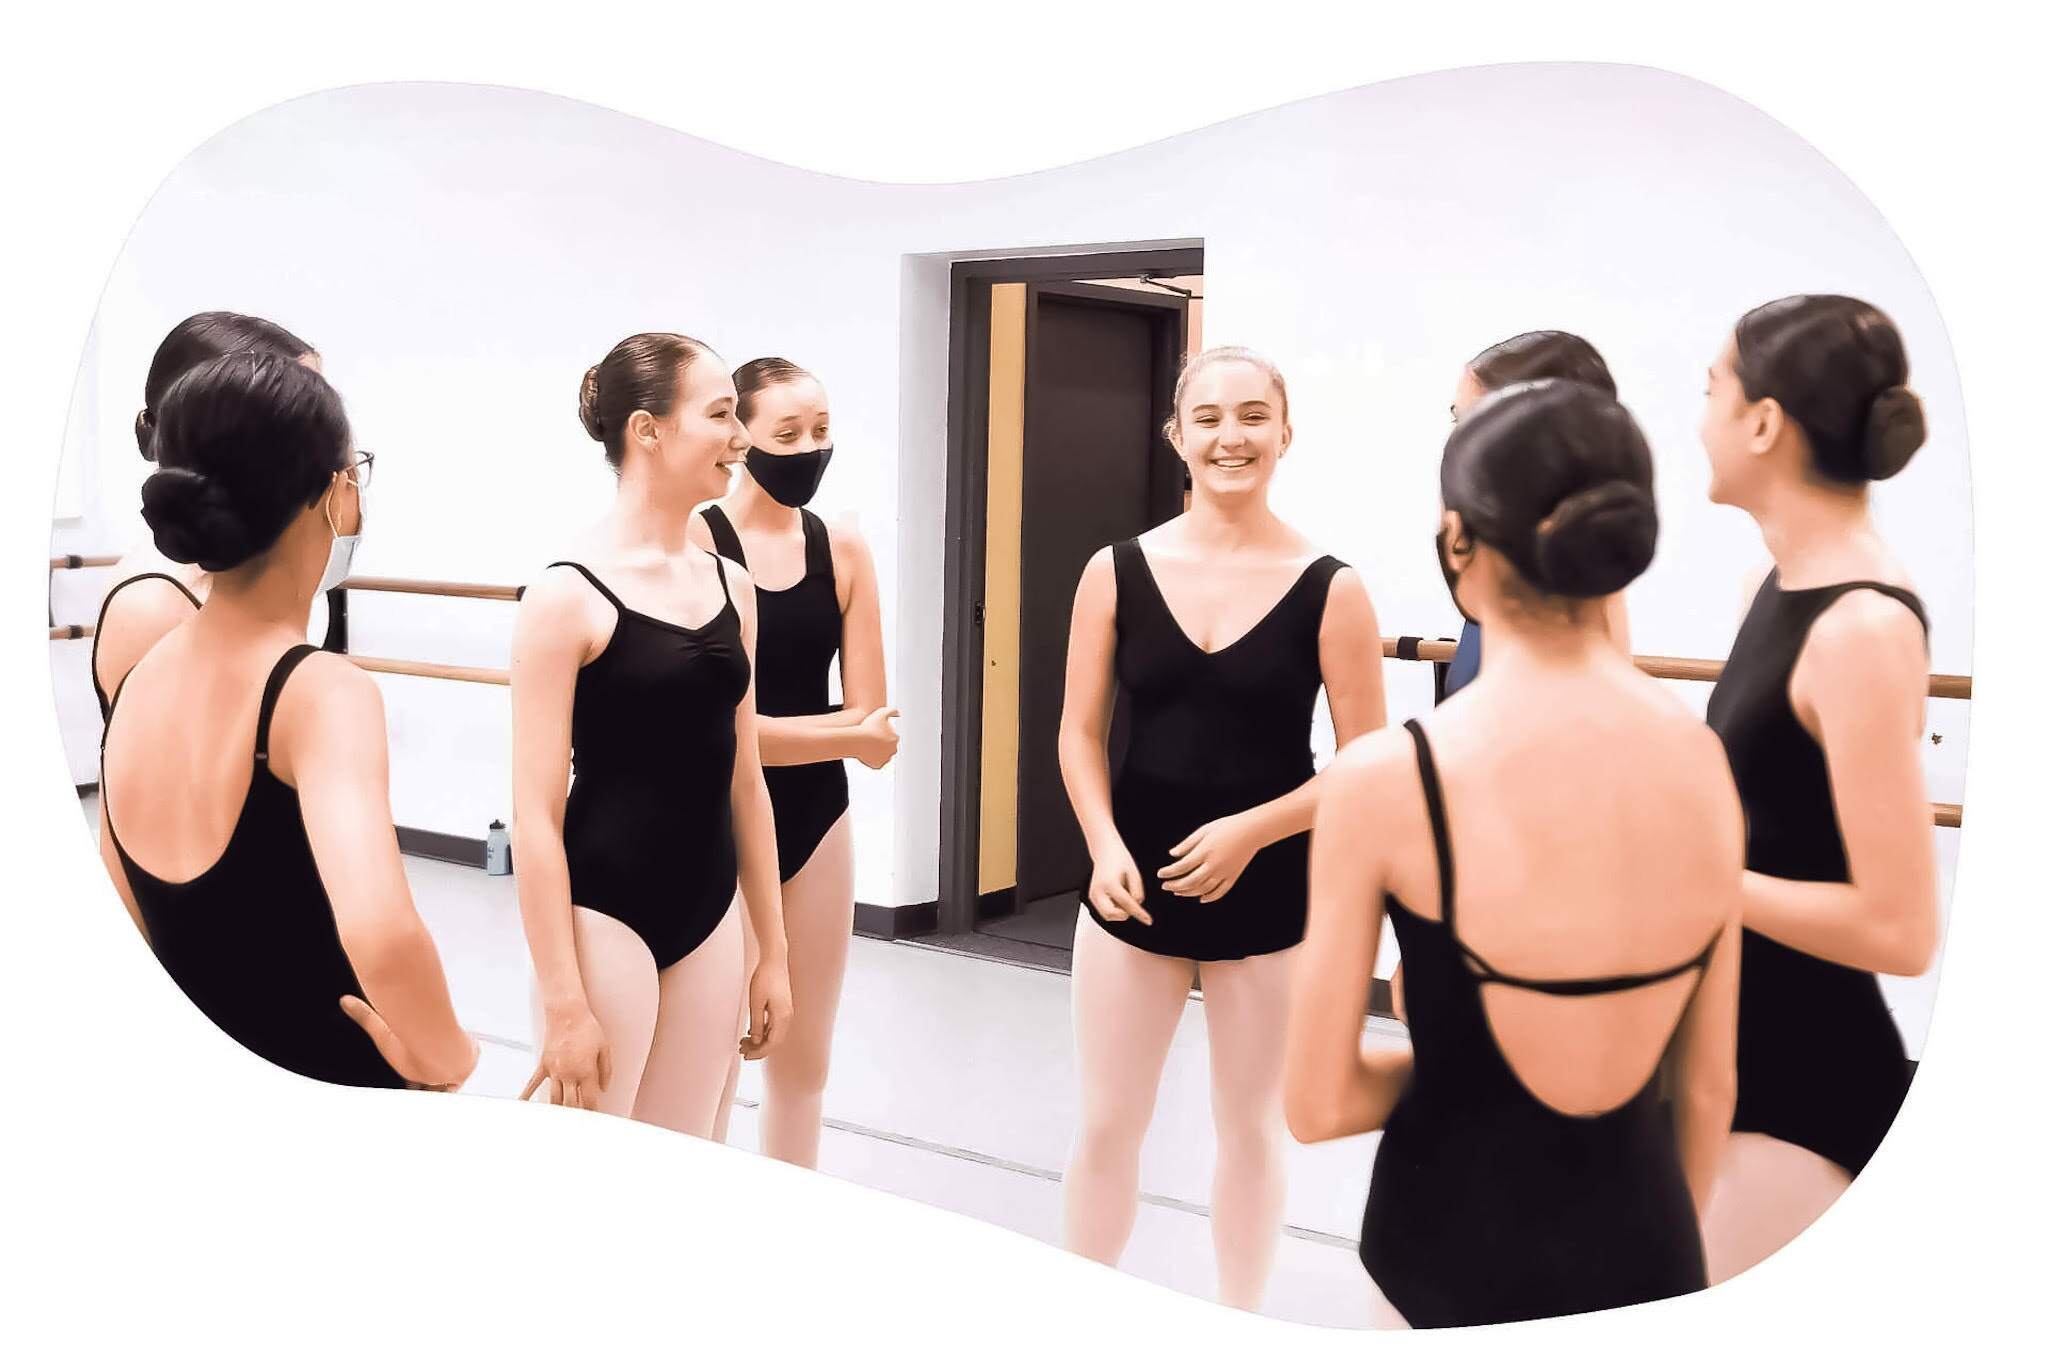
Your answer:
[345,450,375,491]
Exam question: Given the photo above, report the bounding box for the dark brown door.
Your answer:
[1009,283,1187,933]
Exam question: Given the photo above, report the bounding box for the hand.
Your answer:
[519,1003,610,1109]
[1158,810,1268,904]
[742,953,793,1060]
[1086,843,1151,925]
[339,995,478,1091]
[849,706,901,770]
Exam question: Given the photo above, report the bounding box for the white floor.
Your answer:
[396,852,1384,1327]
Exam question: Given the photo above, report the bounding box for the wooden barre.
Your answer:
[48,554,120,571]
[51,635,1971,828]
[348,655,510,686]
[340,576,521,602]
[1381,637,1972,701]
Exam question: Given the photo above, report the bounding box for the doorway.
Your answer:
[933,246,1203,968]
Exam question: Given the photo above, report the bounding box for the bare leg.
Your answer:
[548,906,659,1117]
[759,813,855,1168]
[711,902,759,1144]
[1062,909,1195,1268]
[632,902,747,1137]
[1199,946,1297,1312]
[1703,1131,1853,1284]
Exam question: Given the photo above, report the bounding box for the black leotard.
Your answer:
[698,505,848,884]
[102,644,406,1089]
[1705,571,1929,1176]
[92,571,202,721]
[1080,539,1344,962]
[1361,720,1716,1329]
[552,556,750,970]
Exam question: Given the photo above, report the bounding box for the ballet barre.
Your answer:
[48,554,120,571]
[1381,637,1972,701]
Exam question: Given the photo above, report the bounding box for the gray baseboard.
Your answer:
[856,900,938,940]
[396,826,498,871]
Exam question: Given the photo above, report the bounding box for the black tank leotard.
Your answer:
[102,644,406,1089]
[1361,720,1717,1329]
[1706,571,1929,1176]
[552,555,750,970]
[92,571,202,721]
[1080,539,1344,962]
[698,505,848,884]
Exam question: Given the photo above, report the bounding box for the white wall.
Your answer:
[53,67,1971,949]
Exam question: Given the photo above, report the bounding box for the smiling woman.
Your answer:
[1056,344,1388,1310]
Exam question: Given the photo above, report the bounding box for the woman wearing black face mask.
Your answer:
[690,357,897,1168]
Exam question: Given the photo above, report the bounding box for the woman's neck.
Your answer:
[1750,478,1879,586]
[193,559,314,639]
[613,466,703,555]
[1182,491,1284,553]
[724,471,802,533]
[1478,604,1615,676]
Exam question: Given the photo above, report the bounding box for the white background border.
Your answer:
[4,3,2039,1363]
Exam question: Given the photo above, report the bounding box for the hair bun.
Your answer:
[140,466,262,571]
[134,408,157,461]
[578,366,605,442]
[1862,385,1926,481]
[1530,479,1658,597]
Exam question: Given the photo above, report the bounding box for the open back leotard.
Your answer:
[1080,539,1345,962]
[1361,720,1717,1329]
[698,505,848,884]
[1706,571,1929,1176]
[102,644,406,1089]
[92,571,202,721]
[552,555,751,970]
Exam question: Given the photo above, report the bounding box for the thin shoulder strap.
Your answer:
[1472,934,1721,998]
[255,644,322,765]
[1402,719,1457,935]
[1826,581,1931,639]
[800,509,834,584]
[546,561,628,614]
[698,505,747,568]
[708,545,734,610]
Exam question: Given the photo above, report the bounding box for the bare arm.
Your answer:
[1668,913,1741,1215]
[1742,594,1941,976]
[1059,549,1147,924]
[508,571,609,1104]
[1285,734,1414,1142]
[754,521,896,767]
[1160,567,1386,900]
[282,658,475,1087]
[727,566,794,1057]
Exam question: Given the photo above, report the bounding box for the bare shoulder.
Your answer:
[685,505,721,553]
[823,514,875,575]
[276,649,387,753]
[1807,586,1928,669]
[1323,724,1414,809]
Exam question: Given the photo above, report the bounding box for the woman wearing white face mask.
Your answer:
[92,312,324,721]
[97,351,477,1090]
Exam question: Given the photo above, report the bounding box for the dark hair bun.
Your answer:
[578,365,605,442]
[1530,479,1658,597]
[134,408,157,461]
[140,466,264,571]
[1862,385,1926,482]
